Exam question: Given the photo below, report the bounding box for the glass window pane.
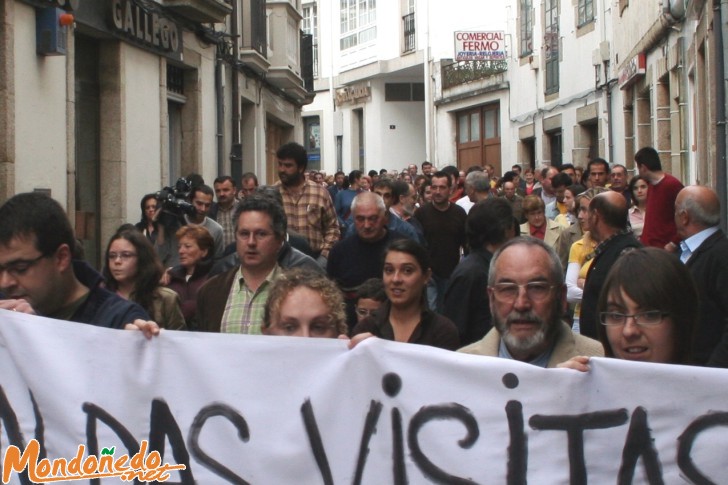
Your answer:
[459,115,469,143]
[470,113,480,142]
[485,109,498,138]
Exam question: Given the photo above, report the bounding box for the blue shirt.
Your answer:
[680,226,720,263]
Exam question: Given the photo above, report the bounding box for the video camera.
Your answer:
[155,177,195,216]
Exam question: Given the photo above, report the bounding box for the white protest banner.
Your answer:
[0,309,727,483]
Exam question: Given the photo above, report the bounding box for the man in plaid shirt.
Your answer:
[275,142,340,266]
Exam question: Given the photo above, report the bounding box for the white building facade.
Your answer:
[305,0,726,223]
[1,0,313,266]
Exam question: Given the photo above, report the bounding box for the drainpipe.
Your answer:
[716,0,728,230]
[231,0,241,179]
[215,49,225,176]
[607,76,614,164]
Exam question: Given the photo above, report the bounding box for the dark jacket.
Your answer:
[351,301,460,351]
[195,266,238,333]
[70,261,149,328]
[443,248,493,346]
[166,259,213,329]
[684,229,728,365]
[580,232,642,339]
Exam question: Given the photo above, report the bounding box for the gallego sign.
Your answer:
[109,0,183,61]
[454,31,506,61]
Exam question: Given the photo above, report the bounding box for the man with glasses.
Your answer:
[196,196,286,334]
[459,237,603,367]
[0,193,157,335]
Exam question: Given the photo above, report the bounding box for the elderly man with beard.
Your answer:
[458,237,603,367]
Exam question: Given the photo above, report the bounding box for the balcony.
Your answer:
[403,12,415,53]
[442,60,508,89]
[164,0,232,23]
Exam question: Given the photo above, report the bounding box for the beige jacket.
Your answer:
[520,219,569,269]
[458,321,604,368]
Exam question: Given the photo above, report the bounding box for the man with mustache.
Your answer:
[458,237,603,367]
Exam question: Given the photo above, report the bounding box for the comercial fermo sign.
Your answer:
[335,83,371,106]
[454,31,506,61]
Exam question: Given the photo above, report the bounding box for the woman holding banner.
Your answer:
[559,248,696,369]
[351,239,459,350]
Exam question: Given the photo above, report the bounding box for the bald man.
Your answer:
[579,191,642,339]
[675,186,728,366]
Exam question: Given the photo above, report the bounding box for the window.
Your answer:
[385,83,424,101]
[302,4,318,77]
[578,0,594,27]
[340,0,376,50]
[519,0,533,57]
[544,0,559,95]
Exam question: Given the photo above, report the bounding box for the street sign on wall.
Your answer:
[454,31,506,61]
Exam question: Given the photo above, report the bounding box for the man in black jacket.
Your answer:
[580,191,642,339]
[443,198,516,345]
[674,185,728,366]
[0,193,156,335]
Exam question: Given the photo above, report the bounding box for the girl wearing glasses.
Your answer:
[103,229,186,330]
[560,248,696,369]
[351,239,460,350]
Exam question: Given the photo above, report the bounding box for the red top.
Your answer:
[640,173,684,248]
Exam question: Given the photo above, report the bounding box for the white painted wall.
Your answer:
[13,3,69,203]
[123,45,161,223]
[198,47,218,184]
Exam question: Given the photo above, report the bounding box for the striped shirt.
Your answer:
[216,200,240,248]
[276,180,340,257]
[220,265,282,334]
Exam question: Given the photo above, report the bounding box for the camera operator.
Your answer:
[184,184,224,261]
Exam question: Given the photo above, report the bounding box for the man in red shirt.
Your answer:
[635,146,684,249]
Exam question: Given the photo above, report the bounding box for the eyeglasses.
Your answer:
[108,251,137,261]
[0,254,47,277]
[490,282,555,303]
[355,307,377,318]
[599,311,667,327]
[238,230,274,241]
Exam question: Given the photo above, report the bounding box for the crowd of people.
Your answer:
[1,142,728,373]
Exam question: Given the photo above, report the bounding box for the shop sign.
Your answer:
[109,0,182,60]
[335,83,371,106]
[454,31,506,61]
[619,53,646,89]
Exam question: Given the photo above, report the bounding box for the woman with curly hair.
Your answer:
[104,228,186,330]
[262,268,347,338]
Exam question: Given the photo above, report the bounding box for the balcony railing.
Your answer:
[403,13,415,53]
[441,59,508,89]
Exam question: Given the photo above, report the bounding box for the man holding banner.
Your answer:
[459,237,603,366]
[0,192,159,336]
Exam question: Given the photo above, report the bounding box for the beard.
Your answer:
[279,171,303,187]
[494,307,560,355]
